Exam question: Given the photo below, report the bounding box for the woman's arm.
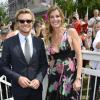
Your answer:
[68,28,83,79]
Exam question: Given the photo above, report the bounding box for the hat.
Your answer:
[73,13,79,20]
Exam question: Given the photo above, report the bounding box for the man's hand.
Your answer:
[18,76,31,88]
[30,79,40,89]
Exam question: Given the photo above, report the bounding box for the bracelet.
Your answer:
[76,77,82,81]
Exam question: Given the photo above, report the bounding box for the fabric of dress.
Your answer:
[46,31,79,100]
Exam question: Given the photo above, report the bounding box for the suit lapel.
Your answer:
[15,35,38,65]
[15,35,27,64]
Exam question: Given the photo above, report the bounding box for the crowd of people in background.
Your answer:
[0,8,100,51]
[0,5,100,100]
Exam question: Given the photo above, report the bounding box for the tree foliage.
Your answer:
[76,0,100,18]
[55,0,100,19]
[55,0,74,17]
[0,2,9,24]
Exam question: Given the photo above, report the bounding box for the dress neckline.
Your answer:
[49,31,68,54]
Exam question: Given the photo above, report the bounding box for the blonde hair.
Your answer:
[47,5,65,33]
[15,8,35,22]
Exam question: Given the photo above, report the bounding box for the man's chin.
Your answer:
[21,29,31,33]
[20,30,31,35]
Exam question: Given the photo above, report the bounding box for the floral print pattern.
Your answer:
[46,32,77,100]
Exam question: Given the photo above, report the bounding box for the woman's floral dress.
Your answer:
[46,32,79,100]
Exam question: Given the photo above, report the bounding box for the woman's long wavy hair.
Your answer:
[47,5,65,34]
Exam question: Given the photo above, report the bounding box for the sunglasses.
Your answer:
[17,19,32,24]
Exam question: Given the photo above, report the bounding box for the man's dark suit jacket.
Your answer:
[0,34,48,97]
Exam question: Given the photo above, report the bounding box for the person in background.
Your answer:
[33,20,43,38]
[33,19,50,100]
[0,27,10,48]
[6,21,19,39]
[0,8,48,100]
[88,9,100,46]
[88,9,100,28]
[0,23,5,30]
[46,5,82,100]
[89,22,100,100]
[0,27,12,99]
[33,19,49,100]
[81,15,88,34]
[71,15,82,35]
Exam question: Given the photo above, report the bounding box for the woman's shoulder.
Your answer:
[68,27,76,32]
[67,28,78,36]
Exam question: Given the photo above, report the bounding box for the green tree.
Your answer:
[75,0,100,18]
[55,0,100,19]
[55,0,74,17]
[0,2,9,24]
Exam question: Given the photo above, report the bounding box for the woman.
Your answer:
[33,20,43,38]
[46,5,82,100]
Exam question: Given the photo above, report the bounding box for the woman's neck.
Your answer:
[53,27,62,34]
[52,26,66,35]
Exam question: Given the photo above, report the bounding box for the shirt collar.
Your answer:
[18,32,32,42]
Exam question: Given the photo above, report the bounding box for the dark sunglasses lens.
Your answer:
[26,20,32,23]
[19,20,25,23]
[18,20,32,23]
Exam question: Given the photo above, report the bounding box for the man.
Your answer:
[0,8,48,100]
[88,9,100,49]
[88,9,100,28]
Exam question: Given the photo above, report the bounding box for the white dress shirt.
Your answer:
[90,30,100,70]
[18,33,33,57]
[93,30,100,51]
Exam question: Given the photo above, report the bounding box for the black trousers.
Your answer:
[13,86,42,100]
[89,76,100,100]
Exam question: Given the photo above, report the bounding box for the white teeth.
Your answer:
[53,22,58,24]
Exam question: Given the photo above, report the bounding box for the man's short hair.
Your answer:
[15,8,35,22]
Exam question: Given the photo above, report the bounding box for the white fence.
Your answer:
[0,50,100,100]
[80,50,100,100]
[0,75,13,100]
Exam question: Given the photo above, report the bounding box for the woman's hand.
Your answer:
[73,78,81,91]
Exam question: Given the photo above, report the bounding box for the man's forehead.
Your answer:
[18,13,32,19]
